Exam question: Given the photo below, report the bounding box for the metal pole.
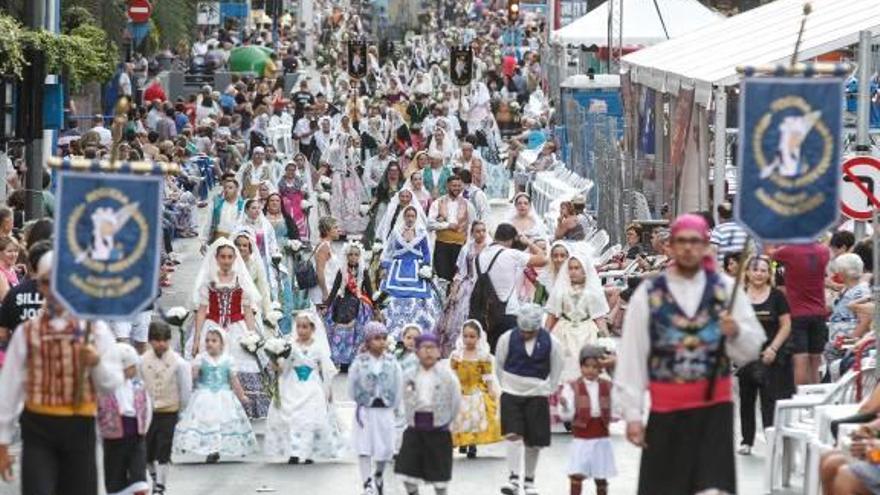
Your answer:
[713,87,728,223]
[874,205,880,365]
[23,0,48,221]
[856,31,873,240]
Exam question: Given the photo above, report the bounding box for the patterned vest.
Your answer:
[96,379,150,439]
[646,272,732,412]
[503,329,552,380]
[570,378,612,439]
[24,315,96,416]
[141,349,181,412]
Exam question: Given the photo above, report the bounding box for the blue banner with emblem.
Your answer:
[735,77,842,243]
[52,171,163,320]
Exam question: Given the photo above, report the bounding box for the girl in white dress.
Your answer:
[546,251,610,383]
[173,329,257,462]
[265,312,345,464]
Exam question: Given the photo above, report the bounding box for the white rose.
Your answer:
[418,265,433,279]
[320,176,332,186]
[300,199,313,210]
[359,204,371,216]
[596,337,617,354]
[319,192,331,202]
[166,306,188,320]
[372,242,383,252]
[288,239,303,251]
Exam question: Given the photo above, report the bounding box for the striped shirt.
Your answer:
[710,221,749,261]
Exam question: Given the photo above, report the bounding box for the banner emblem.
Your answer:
[736,77,842,243]
[53,171,163,319]
[449,46,473,87]
[347,40,368,79]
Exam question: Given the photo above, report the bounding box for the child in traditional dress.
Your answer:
[265,312,345,464]
[395,324,422,454]
[394,333,462,495]
[173,329,257,463]
[558,345,616,495]
[97,343,152,495]
[545,251,609,427]
[349,321,403,495]
[142,322,191,495]
[451,320,502,458]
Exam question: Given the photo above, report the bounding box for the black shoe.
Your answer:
[467,445,477,459]
[206,452,220,464]
[288,456,300,464]
[563,421,573,432]
[304,459,314,465]
[458,446,468,454]
[501,473,520,495]
[153,484,166,495]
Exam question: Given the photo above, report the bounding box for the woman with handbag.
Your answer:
[737,256,794,455]
[323,241,374,371]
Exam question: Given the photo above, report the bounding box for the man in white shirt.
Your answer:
[475,223,547,351]
[428,175,475,281]
[117,63,133,97]
[459,169,489,222]
[614,213,764,495]
[293,105,318,159]
[0,252,123,495]
[202,175,245,253]
[494,303,564,495]
[90,115,113,148]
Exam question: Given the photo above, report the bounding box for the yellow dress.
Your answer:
[450,356,502,446]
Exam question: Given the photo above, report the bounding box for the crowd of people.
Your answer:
[0,1,879,495]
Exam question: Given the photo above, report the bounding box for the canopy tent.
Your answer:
[622,0,880,103]
[551,0,723,47]
[228,45,274,74]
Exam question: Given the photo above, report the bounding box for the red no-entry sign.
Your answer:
[128,0,153,23]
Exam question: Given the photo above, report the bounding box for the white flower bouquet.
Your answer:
[318,191,332,202]
[263,337,292,366]
[595,337,617,355]
[319,176,332,190]
[264,309,285,329]
[359,203,371,216]
[418,265,434,280]
[239,332,265,355]
[300,199,313,210]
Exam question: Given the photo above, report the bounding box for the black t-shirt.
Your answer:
[0,278,43,333]
[750,287,790,345]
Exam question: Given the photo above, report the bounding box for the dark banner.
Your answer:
[52,171,163,319]
[735,77,843,243]
[347,39,368,79]
[449,46,474,87]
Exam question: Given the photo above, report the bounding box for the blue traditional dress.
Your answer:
[173,354,258,457]
[379,227,441,339]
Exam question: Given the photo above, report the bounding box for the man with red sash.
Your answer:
[0,251,123,495]
[615,214,764,495]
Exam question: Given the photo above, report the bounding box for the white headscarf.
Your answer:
[292,310,332,361]
[376,187,428,242]
[539,240,571,289]
[230,227,274,317]
[192,237,262,311]
[548,248,609,320]
[381,204,432,263]
[452,319,492,360]
[507,192,548,239]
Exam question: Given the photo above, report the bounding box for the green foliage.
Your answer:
[62,5,97,33]
[151,0,198,50]
[0,13,118,88]
[0,14,25,77]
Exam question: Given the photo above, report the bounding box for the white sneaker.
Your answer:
[500,474,520,495]
[523,478,539,495]
[737,444,752,456]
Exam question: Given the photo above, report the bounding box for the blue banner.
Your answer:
[735,77,842,243]
[52,171,163,320]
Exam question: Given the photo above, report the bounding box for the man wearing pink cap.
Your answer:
[614,214,765,494]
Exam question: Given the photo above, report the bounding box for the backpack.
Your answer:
[468,248,506,335]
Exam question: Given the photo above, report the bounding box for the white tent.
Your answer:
[551,0,723,47]
[622,0,880,103]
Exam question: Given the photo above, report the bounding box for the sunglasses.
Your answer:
[672,237,707,246]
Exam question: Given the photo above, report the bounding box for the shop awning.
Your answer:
[622,0,880,104]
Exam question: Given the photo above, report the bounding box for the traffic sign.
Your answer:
[840,155,880,221]
[127,0,152,23]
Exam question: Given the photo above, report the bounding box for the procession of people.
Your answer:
[2,0,880,494]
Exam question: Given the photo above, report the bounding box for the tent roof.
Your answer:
[551,0,722,47]
[622,0,880,104]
